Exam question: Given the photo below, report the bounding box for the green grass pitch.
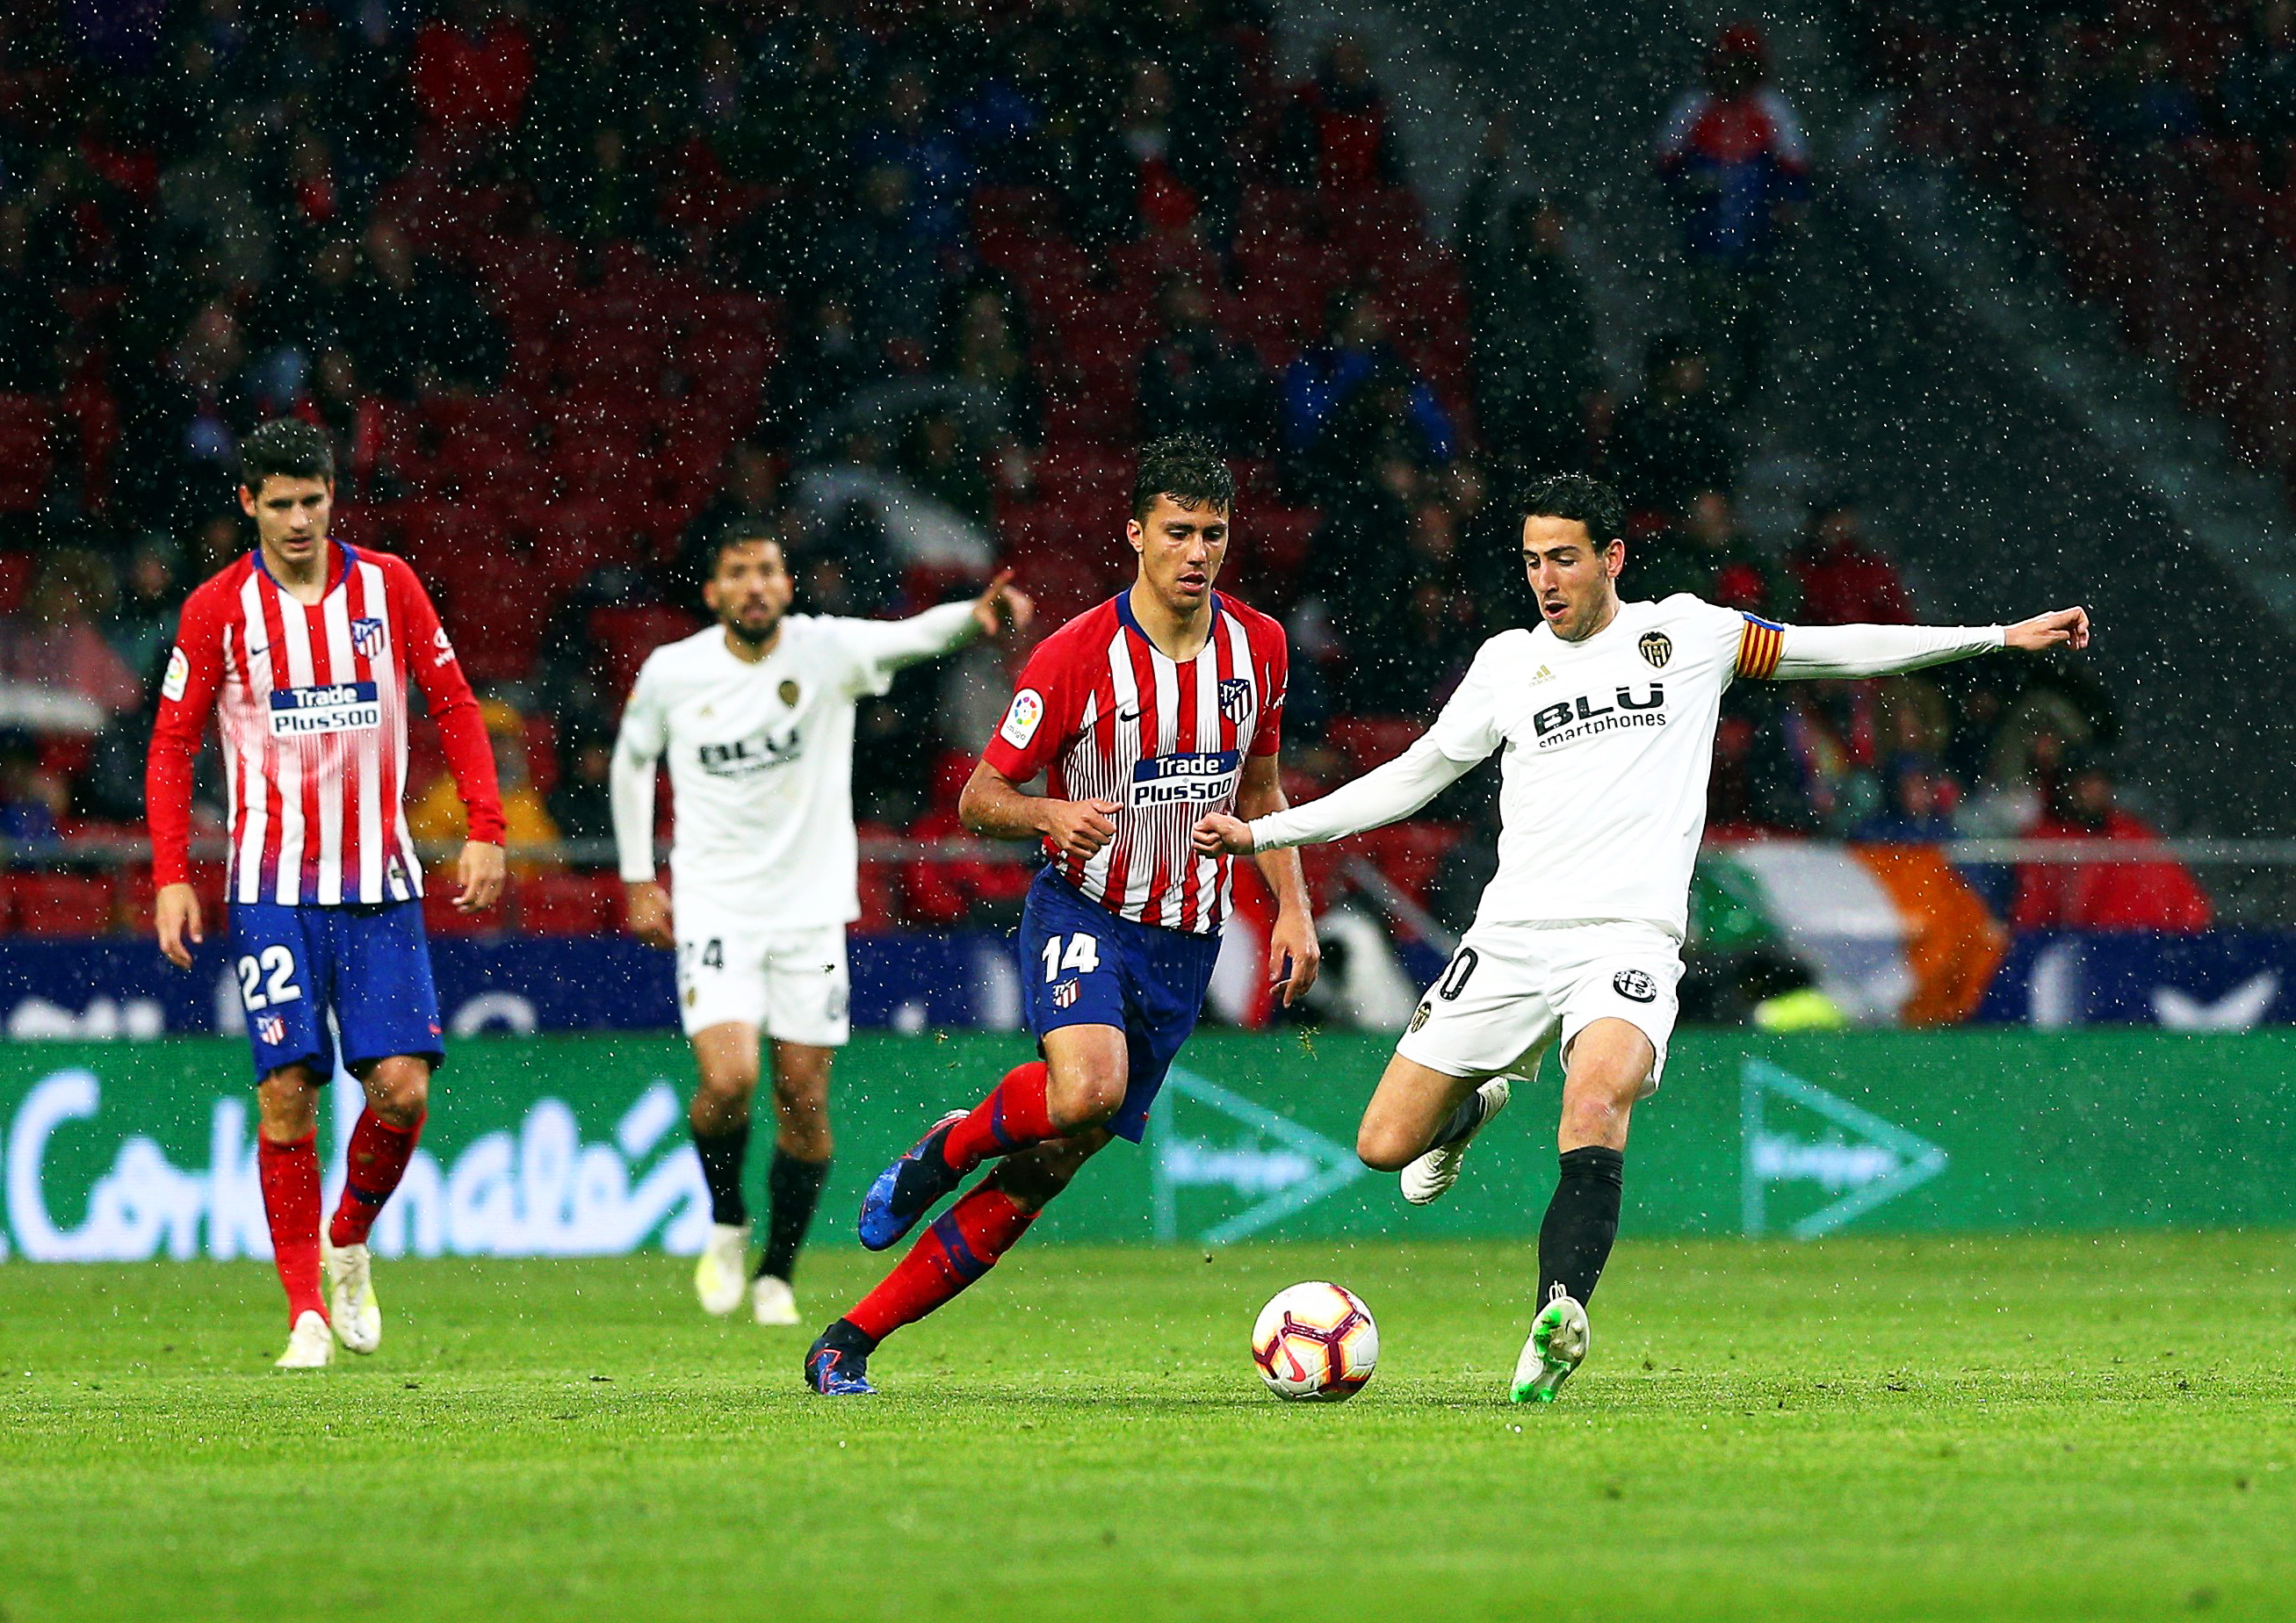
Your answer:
[2,1233,2292,1622]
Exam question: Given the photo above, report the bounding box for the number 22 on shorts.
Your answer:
[1040,932,1101,982]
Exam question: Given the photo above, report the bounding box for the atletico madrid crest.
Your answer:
[350,617,388,658]
[1218,677,1253,722]
[1052,978,1080,1009]
[257,1014,287,1046]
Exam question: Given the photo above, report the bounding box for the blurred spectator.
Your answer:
[1793,500,1913,625]
[0,204,65,393]
[820,164,942,357]
[682,445,805,588]
[1656,24,1809,403]
[900,409,993,527]
[1637,490,1790,616]
[0,552,142,718]
[1137,274,1269,455]
[1282,33,1404,193]
[2011,757,2213,931]
[1852,755,1960,842]
[1282,290,1454,501]
[0,731,65,844]
[1074,61,1237,248]
[1457,119,1601,484]
[853,67,976,256]
[103,536,184,687]
[409,0,536,140]
[766,291,878,451]
[546,725,617,846]
[343,220,505,398]
[408,698,560,861]
[2085,37,2204,170]
[1605,336,1735,521]
[2222,1,2296,185]
[940,280,1044,456]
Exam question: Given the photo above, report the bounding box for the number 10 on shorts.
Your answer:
[1041,933,1101,981]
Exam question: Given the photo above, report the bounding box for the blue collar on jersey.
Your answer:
[1114,586,1225,658]
[251,538,355,597]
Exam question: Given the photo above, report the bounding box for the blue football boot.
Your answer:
[805,1322,877,1396]
[857,1110,968,1252]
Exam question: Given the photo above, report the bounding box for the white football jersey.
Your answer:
[1422,595,1759,938]
[612,606,975,926]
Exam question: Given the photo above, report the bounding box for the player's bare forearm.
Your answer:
[959,761,1117,860]
[1236,759,1310,919]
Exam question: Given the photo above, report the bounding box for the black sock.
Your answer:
[1428,1085,1491,1151]
[760,1149,831,1281]
[692,1120,751,1228]
[1537,1145,1624,1306]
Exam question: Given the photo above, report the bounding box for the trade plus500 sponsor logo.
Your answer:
[267,682,382,736]
[1130,750,1241,808]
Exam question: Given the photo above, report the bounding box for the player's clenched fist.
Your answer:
[2004,606,2090,651]
[1192,812,1254,856]
[625,880,675,949]
[1041,798,1120,861]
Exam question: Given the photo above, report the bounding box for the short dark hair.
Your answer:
[1521,473,1624,548]
[696,525,786,583]
[238,417,335,493]
[1131,433,1234,523]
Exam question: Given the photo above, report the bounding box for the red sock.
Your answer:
[257,1132,326,1325]
[941,1062,1054,1173]
[846,1184,1039,1345]
[329,1109,425,1247]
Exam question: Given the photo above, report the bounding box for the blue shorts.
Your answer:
[1019,868,1223,1143]
[228,900,444,1083]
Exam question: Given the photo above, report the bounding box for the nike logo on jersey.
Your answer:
[1116,703,1142,724]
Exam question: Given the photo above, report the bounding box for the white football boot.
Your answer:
[694,1222,750,1316]
[275,1309,336,1369]
[751,1275,799,1326]
[1510,1285,1589,1404]
[324,1239,382,1355]
[1400,1077,1513,1206]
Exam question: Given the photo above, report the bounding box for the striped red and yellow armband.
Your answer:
[1736,614,1786,679]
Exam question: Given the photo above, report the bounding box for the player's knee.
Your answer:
[1355,1117,1421,1172]
[1047,1066,1126,1130]
[366,1060,430,1127]
[695,1062,760,1114]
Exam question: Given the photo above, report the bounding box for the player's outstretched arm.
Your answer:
[1233,753,1320,1006]
[1194,732,1476,857]
[1761,607,2090,682]
[957,760,1117,862]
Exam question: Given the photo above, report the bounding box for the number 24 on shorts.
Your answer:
[1040,932,1101,982]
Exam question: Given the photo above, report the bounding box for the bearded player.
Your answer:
[612,530,1030,1326]
[1195,473,2090,1403]
[148,417,505,1368]
[805,433,1319,1396]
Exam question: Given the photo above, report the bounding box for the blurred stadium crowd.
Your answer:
[0,0,2205,938]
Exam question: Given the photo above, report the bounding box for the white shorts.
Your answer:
[1394,920,1684,1097]
[673,901,850,1047]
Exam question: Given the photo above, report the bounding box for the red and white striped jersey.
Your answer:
[147,543,504,907]
[983,591,1288,935]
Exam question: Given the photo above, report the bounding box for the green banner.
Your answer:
[4,1029,2294,1262]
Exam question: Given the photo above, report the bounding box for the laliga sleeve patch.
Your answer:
[1000,688,1046,749]
[162,646,190,703]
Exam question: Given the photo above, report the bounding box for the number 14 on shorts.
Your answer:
[1041,932,1101,981]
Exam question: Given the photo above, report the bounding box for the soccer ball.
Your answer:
[1251,1281,1378,1402]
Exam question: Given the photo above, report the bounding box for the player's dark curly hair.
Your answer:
[1521,472,1625,548]
[1131,432,1234,523]
[238,417,336,493]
